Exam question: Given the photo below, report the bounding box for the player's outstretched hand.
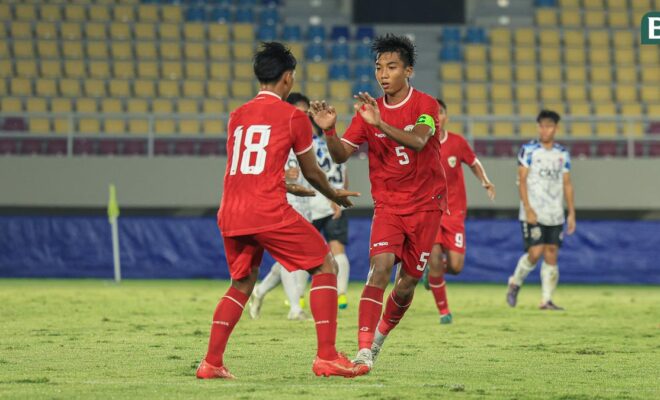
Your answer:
[330,202,343,220]
[483,181,496,201]
[309,100,337,130]
[286,183,316,197]
[332,189,361,208]
[354,92,381,127]
[567,212,576,235]
[285,167,300,182]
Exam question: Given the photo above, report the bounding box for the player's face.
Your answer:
[375,51,412,96]
[437,106,448,131]
[537,119,557,143]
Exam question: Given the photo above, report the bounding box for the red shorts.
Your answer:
[222,215,330,280]
[434,214,466,254]
[369,209,442,279]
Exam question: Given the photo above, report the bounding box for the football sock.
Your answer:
[309,273,338,360]
[512,254,536,286]
[429,275,450,316]
[204,287,249,367]
[280,268,302,314]
[377,290,413,336]
[294,270,309,299]
[541,262,559,303]
[335,253,350,295]
[255,262,282,298]
[357,285,385,350]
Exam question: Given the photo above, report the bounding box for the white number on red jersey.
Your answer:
[395,146,410,165]
[416,252,430,271]
[229,125,271,175]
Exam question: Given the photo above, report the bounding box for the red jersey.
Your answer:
[341,87,445,215]
[218,91,314,236]
[440,131,477,216]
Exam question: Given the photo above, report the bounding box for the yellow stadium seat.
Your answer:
[584,0,604,8]
[588,30,610,47]
[492,103,514,116]
[306,82,328,100]
[27,98,48,113]
[439,83,463,103]
[159,23,180,41]
[466,83,487,102]
[60,23,82,40]
[491,83,513,102]
[620,103,642,116]
[37,41,59,59]
[590,85,612,102]
[101,98,123,113]
[208,24,229,41]
[595,122,617,138]
[330,81,352,100]
[540,85,562,102]
[127,99,149,113]
[536,9,557,26]
[516,84,537,102]
[632,10,647,29]
[135,42,157,59]
[560,10,581,27]
[184,23,205,41]
[0,60,10,78]
[16,60,38,78]
[470,122,490,138]
[84,79,106,97]
[110,23,131,40]
[152,99,174,114]
[111,42,132,60]
[135,23,156,40]
[286,42,304,61]
[64,5,86,22]
[179,120,200,135]
[0,79,9,96]
[541,101,565,114]
[207,81,230,98]
[492,122,515,138]
[490,28,510,45]
[233,62,253,80]
[331,102,351,116]
[113,5,134,22]
[89,6,110,21]
[489,46,511,63]
[79,118,101,134]
[616,66,637,83]
[465,45,487,63]
[30,118,51,134]
[109,79,131,97]
[615,86,638,102]
[515,47,536,64]
[160,42,181,60]
[154,119,176,135]
[466,102,489,115]
[182,81,204,98]
[439,63,462,81]
[138,5,159,23]
[570,122,593,137]
[563,30,584,48]
[59,79,81,97]
[641,69,660,85]
[64,60,85,78]
[87,41,109,59]
[639,47,660,65]
[210,63,231,80]
[40,5,61,21]
[35,79,57,97]
[589,48,610,64]
[13,40,35,58]
[203,120,225,136]
[233,24,255,41]
[52,98,73,113]
[203,99,225,114]
[612,31,634,48]
[209,43,230,61]
[89,61,110,79]
[62,41,83,59]
[641,87,660,103]
[128,119,149,135]
[607,12,629,28]
[594,102,616,116]
[564,48,586,64]
[606,0,628,9]
[307,63,329,81]
[591,66,612,83]
[85,23,107,40]
[36,23,58,40]
[104,119,126,135]
[113,61,134,79]
[186,62,207,80]
[466,64,487,81]
[539,66,561,82]
[40,60,61,79]
[15,4,36,21]
[11,22,33,40]
[559,0,580,7]
[0,4,9,21]
[232,43,254,61]
[134,80,155,98]
[230,81,253,98]
[1,98,23,113]
[491,64,512,81]
[158,80,180,98]
[185,43,206,61]
[77,98,98,113]
[518,122,538,138]
[516,65,536,82]
[584,11,606,27]
[514,28,535,47]
[614,49,635,66]
[162,62,182,80]
[539,31,560,47]
[162,6,182,23]
[178,99,199,114]
[566,86,587,101]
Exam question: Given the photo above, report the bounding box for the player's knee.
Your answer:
[528,248,543,264]
[446,261,464,275]
[543,247,558,264]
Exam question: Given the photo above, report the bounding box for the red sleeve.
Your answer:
[460,135,477,165]
[290,109,314,155]
[417,94,441,135]
[341,113,368,149]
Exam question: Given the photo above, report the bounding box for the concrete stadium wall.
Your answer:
[1,156,659,210]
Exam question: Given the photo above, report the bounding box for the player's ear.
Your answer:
[404,65,413,79]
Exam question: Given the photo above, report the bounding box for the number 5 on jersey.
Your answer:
[395,146,409,165]
[229,125,271,175]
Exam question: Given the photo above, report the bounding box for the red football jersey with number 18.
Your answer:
[341,87,445,215]
[218,91,314,237]
[440,131,477,217]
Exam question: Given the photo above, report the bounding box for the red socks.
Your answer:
[357,285,385,350]
[429,275,450,315]
[377,290,413,336]
[204,286,249,367]
[310,273,339,360]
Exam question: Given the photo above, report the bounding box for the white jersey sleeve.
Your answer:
[309,135,343,221]
[285,150,313,221]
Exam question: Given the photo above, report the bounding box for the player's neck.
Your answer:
[540,140,554,150]
[384,84,411,106]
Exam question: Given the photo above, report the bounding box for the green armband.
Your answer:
[415,114,436,135]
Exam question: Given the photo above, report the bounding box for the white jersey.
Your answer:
[517,140,571,226]
[309,134,346,220]
[285,150,313,222]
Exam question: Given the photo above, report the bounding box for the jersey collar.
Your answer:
[383,86,413,109]
[256,91,282,100]
[440,130,449,144]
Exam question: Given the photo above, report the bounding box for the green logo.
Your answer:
[641,12,660,44]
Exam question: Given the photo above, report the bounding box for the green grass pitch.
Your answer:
[0,280,658,399]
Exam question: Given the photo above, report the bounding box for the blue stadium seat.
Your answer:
[206,0,232,5]
[354,43,372,61]
[535,0,557,6]
[262,0,281,5]
[355,26,375,42]
[354,64,372,80]
[207,7,230,23]
[186,7,206,22]
[259,7,279,25]
[465,27,487,44]
[331,43,350,61]
[330,63,351,80]
[442,27,462,43]
[331,25,351,41]
[141,0,159,4]
[235,7,255,23]
[305,43,326,61]
[237,0,258,6]
[282,25,302,41]
[307,25,326,41]
[257,24,277,41]
[353,80,374,95]
[439,44,462,61]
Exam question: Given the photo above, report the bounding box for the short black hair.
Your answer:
[536,110,561,124]
[436,98,447,112]
[372,34,416,67]
[253,42,297,84]
[286,92,310,108]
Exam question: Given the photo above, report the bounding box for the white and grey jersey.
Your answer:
[309,134,346,221]
[517,140,571,226]
[285,150,313,222]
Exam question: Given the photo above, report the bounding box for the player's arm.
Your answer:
[518,165,537,225]
[468,160,496,201]
[354,92,433,152]
[297,149,360,208]
[309,101,356,164]
[563,172,576,234]
[286,183,315,197]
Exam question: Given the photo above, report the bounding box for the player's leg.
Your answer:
[248,262,282,319]
[539,223,564,310]
[328,213,350,309]
[427,243,452,322]
[280,268,309,320]
[294,269,309,309]
[198,236,264,379]
[507,222,544,307]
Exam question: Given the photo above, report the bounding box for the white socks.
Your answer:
[334,253,350,295]
[511,254,536,286]
[540,262,559,303]
[280,268,303,314]
[255,262,283,299]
